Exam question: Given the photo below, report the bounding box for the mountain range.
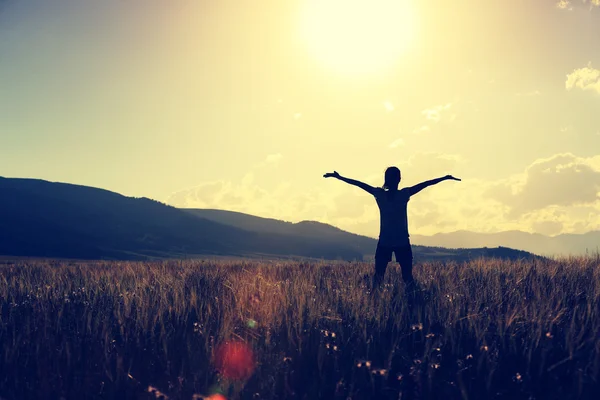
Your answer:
[0,176,545,262]
[411,230,600,257]
[187,206,600,258]
[183,208,536,261]
[0,177,367,261]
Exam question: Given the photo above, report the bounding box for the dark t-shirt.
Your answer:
[372,187,411,246]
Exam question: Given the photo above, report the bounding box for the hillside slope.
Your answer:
[184,208,538,262]
[0,177,363,260]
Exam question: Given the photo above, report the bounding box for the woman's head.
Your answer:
[383,166,401,190]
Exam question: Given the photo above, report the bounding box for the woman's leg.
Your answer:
[373,258,389,290]
[396,245,414,284]
[373,243,392,290]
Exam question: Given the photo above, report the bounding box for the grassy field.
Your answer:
[1,256,599,399]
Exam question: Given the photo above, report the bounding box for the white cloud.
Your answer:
[389,138,404,148]
[422,103,453,122]
[167,179,333,222]
[380,153,600,236]
[167,153,600,239]
[560,126,573,133]
[556,0,573,10]
[557,0,600,9]
[411,125,430,135]
[485,153,600,217]
[383,101,394,112]
[167,181,229,208]
[253,153,285,170]
[532,219,564,236]
[405,101,459,137]
[265,153,283,164]
[566,64,600,94]
[241,172,254,186]
[329,191,371,219]
[168,154,295,217]
[373,153,600,237]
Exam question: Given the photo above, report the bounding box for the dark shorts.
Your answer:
[375,242,413,264]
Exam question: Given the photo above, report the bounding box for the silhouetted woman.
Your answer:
[324,167,460,290]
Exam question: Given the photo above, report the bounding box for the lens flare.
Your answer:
[206,395,227,400]
[213,341,256,380]
[246,319,257,328]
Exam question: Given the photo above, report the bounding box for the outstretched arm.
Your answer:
[323,171,376,195]
[408,175,461,196]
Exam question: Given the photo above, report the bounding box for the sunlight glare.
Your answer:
[300,0,417,76]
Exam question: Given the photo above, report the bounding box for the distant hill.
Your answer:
[411,230,600,256]
[188,209,599,258]
[183,209,537,262]
[184,209,376,255]
[0,177,363,261]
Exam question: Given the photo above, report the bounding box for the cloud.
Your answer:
[566,64,600,94]
[352,153,600,237]
[254,153,284,169]
[556,1,599,10]
[394,153,600,236]
[329,191,371,219]
[167,178,267,210]
[515,204,600,236]
[265,153,283,164]
[389,138,404,148]
[411,125,430,135]
[556,0,573,10]
[167,178,333,222]
[422,103,454,122]
[168,154,287,215]
[167,153,600,239]
[531,219,564,236]
[405,196,458,231]
[167,151,340,223]
[167,181,229,208]
[485,153,600,217]
[413,102,457,135]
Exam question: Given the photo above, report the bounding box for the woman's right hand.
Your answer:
[444,175,461,181]
[323,171,340,178]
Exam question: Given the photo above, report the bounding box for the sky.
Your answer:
[1,0,600,238]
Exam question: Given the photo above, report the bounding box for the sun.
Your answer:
[299,0,417,76]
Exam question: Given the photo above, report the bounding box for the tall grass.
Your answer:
[1,256,599,399]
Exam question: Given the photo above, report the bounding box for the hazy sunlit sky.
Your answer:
[1,0,600,238]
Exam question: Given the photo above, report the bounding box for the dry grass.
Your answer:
[1,256,599,399]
